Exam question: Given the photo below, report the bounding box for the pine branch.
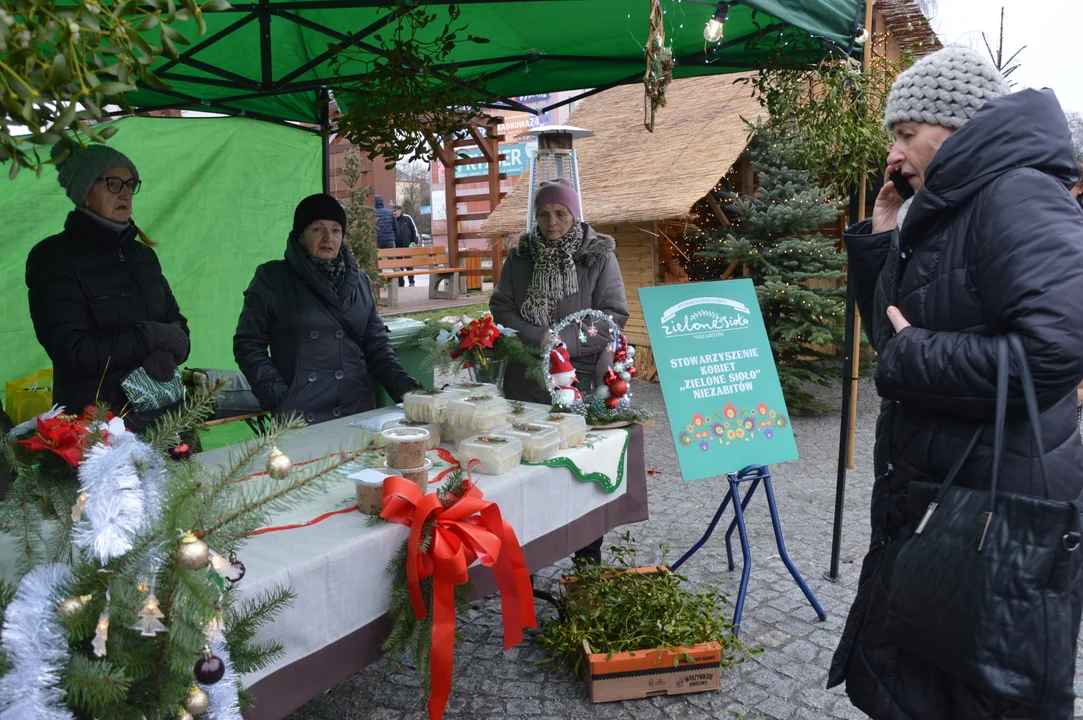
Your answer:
[62,654,132,714]
[143,381,219,451]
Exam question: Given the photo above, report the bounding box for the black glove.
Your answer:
[143,350,178,382]
[138,321,190,363]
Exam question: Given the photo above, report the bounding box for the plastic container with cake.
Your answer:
[503,422,562,463]
[444,394,508,431]
[535,412,588,449]
[457,434,523,476]
[402,387,468,424]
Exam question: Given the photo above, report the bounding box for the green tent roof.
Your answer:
[125,0,863,124]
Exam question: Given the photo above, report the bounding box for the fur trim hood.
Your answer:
[514,222,615,267]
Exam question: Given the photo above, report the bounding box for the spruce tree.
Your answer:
[696,120,845,412]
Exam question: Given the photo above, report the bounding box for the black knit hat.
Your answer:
[292,194,348,238]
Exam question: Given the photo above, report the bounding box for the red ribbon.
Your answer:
[380,475,536,720]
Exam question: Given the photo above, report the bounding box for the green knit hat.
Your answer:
[54,144,139,206]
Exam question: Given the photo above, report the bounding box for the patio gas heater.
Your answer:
[519,125,594,231]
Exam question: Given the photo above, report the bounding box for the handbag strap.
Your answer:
[1007,334,1052,498]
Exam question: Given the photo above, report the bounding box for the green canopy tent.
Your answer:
[115,0,865,184]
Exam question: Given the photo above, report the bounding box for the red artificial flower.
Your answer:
[17,415,90,467]
[457,316,501,353]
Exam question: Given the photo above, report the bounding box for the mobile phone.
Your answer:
[889,170,915,201]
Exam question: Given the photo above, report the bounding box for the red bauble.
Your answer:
[609,379,628,398]
[194,650,225,684]
[169,443,192,461]
[628,366,638,378]
[614,350,627,363]
[606,397,620,409]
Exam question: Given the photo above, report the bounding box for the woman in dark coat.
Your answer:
[830,47,1083,720]
[26,145,190,433]
[490,178,629,405]
[234,194,419,425]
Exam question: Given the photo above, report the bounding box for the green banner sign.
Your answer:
[638,279,799,481]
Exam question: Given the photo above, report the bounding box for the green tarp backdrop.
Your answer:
[0,115,322,391]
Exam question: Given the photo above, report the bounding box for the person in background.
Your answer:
[490,178,629,564]
[392,202,421,288]
[26,145,190,433]
[374,194,398,250]
[831,47,1083,720]
[234,194,419,425]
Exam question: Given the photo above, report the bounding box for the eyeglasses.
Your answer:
[97,176,142,195]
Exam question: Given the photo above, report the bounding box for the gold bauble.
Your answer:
[177,532,209,570]
[266,447,292,480]
[182,684,209,715]
[57,594,92,617]
[176,709,195,720]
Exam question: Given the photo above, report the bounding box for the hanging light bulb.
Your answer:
[855,25,870,44]
[704,1,733,43]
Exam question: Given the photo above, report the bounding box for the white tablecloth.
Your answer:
[195,410,635,688]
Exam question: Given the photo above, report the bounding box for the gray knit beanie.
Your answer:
[53,144,139,206]
[883,46,1011,131]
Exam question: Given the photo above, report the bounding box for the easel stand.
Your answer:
[670,465,826,636]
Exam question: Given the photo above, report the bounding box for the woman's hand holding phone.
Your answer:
[872,168,912,234]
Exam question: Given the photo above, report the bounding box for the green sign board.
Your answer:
[638,279,799,481]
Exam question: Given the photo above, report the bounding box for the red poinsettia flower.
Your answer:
[17,415,90,467]
[457,316,501,353]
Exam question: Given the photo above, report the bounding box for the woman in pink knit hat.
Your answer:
[490,178,629,563]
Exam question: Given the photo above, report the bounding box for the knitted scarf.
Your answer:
[520,221,584,328]
[305,249,347,288]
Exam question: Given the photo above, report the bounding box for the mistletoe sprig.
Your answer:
[330,0,492,166]
[0,0,230,177]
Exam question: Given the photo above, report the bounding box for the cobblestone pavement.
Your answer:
[287,378,1083,720]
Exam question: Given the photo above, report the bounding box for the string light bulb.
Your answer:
[855,26,870,44]
[704,1,734,43]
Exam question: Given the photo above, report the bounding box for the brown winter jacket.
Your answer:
[490,223,629,404]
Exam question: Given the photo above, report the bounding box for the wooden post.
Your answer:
[443,134,459,274]
[486,119,503,288]
[846,0,876,470]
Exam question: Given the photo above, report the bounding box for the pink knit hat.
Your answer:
[534,179,580,220]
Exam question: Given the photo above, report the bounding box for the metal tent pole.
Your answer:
[319,88,331,194]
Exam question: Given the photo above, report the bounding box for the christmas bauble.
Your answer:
[266,447,292,480]
[176,710,194,720]
[606,396,620,409]
[628,366,637,378]
[177,532,210,570]
[194,647,225,684]
[627,346,636,359]
[609,379,628,398]
[169,443,192,461]
[58,594,92,617]
[183,684,210,715]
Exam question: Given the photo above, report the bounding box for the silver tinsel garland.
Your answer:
[72,431,166,564]
[199,639,242,720]
[0,564,76,720]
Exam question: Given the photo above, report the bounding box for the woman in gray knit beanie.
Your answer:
[24,144,191,433]
[831,46,1083,720]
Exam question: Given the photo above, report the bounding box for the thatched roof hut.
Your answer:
[483,73,762,235]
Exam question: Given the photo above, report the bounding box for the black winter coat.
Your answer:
[233,237,418,425]
[374,195,397,248]
[26,210,190,431]
[829,89,1083,720]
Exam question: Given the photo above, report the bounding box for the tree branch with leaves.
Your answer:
[0,0,230,178]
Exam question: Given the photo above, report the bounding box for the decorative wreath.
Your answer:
[542,310,652,428]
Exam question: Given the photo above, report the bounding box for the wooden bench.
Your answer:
[376,246,460,306]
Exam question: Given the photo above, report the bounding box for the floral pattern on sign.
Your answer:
[680,402,790,450]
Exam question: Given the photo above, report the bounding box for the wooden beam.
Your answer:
[706,193,731,228]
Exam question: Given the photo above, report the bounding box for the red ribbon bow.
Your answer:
[380,475,536,720]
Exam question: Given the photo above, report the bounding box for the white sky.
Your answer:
[928,0,1081,114]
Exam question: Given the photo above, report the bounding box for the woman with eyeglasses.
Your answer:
[25,144,190,432]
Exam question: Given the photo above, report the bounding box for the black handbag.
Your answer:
[886,334,1083,707]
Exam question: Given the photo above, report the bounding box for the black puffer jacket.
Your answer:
[374,195,397,248]
[233,237,417,425]
[829,89,1083,719]
[25,210,190,430]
